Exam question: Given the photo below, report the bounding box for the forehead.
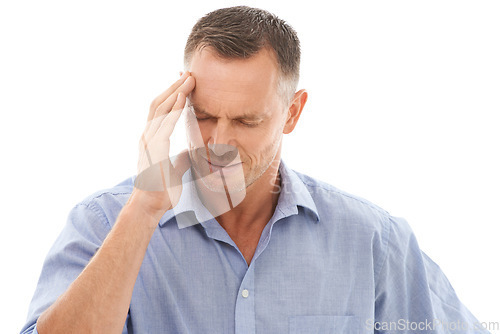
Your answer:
[188,47,280,110]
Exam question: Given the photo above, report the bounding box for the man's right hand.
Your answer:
[130,71,196,222]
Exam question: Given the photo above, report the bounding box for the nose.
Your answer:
[207,123,237,158]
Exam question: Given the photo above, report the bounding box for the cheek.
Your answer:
[241,126,280,158]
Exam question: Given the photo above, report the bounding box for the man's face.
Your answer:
[186,47,287,193]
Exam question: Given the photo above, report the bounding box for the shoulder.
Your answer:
[290,168,415,274]
[72,176,135,227]
[292,169,392,229]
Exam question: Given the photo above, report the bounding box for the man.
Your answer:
[21,6,489,334]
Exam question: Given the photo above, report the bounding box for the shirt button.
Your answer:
[242,289,249,298]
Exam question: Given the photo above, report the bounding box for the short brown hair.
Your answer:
[184,6,301,104]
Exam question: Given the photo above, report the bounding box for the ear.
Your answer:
[283,89,308,134]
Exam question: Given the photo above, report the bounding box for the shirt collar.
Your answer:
[158,160,320,228]
[274,160,320,223]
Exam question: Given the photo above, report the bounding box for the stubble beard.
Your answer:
[189,133,282,194]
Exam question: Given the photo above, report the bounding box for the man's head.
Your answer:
[183,6,307,194]
[184,6,301,105]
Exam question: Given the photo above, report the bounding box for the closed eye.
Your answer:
[237,120,260,127]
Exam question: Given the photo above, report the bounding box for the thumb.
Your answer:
[172,149,191,176]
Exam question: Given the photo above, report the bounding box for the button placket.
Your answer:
[235,265,256,333]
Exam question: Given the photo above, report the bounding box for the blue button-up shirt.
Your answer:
[21,161,489,333]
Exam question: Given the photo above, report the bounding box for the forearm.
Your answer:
[36,196,159,334]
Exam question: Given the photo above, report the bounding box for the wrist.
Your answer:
[124,191,168,230]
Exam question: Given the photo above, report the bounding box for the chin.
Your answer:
[191,158,247,194]
[200,174,247,194]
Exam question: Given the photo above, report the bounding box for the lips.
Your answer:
[190,146,243,176]
[207,158,240,166]
[206,159,241,168]
[197,149,241,168]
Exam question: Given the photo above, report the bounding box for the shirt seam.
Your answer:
[373,213,392,284]
[81,190,132,229]
[298,178,389,216]
[76,201,113,229]
[88,190,131,201]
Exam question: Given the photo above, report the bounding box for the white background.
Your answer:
[1,0,498,332]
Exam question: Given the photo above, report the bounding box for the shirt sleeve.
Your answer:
[19,202,128,334]
[373,216,490,334]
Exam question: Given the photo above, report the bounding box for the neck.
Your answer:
[220,158,281,231]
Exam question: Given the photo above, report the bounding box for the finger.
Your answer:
[149,70,189,113]
[152,76,195,120]
[140,133,153,166]
[143,75,195,136]
[153,92,186,139]
[147,71,190,121]
[141,92,187,171]
[143,91,186,145]
[142,113,166,144]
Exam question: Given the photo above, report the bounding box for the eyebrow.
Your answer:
[190,104,266,121]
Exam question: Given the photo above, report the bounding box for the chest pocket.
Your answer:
[289,315,359,334]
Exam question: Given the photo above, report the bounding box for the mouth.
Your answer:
[206,158,242,169]
[190,147,244,176]
[198,149,241,168]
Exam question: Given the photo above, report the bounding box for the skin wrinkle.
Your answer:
[186,44,296,105]
[190,104,267,125]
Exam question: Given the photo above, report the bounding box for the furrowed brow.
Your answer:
[191,105,215,118]
[191,103,266,121]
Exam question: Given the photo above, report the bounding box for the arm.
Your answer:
[374,216,490,334]
[32,73,195,334]
[36,199,157,334]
